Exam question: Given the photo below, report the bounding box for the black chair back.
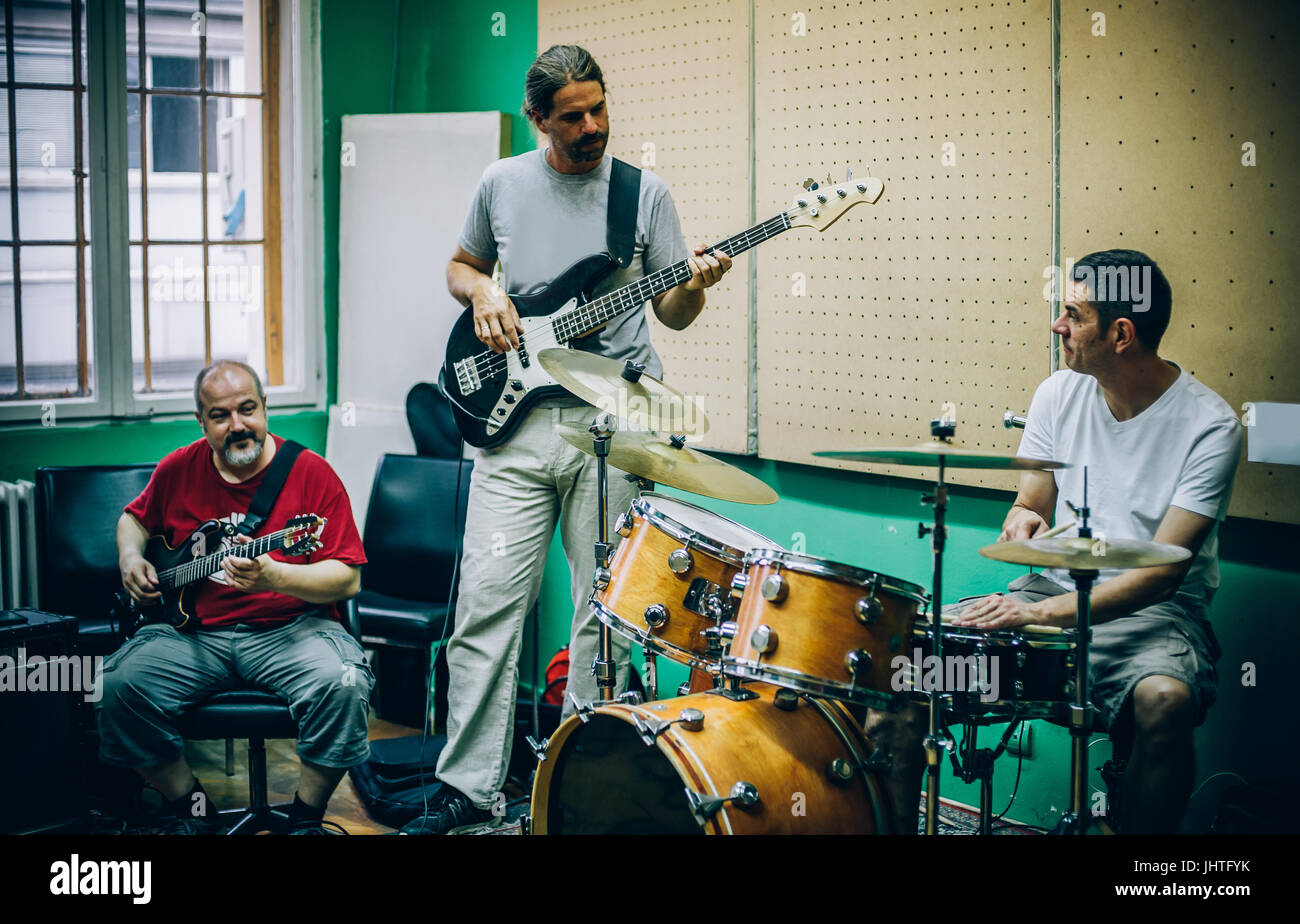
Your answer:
[361,454,473,604]
[35,464,156,619]
[406,383,462,460]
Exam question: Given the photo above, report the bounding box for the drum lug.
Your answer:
[526,735,549,761]
[773,689,800,711]
[614,512,633,538]
[760,573,788,603]
[729,571,748,599]
[644,604,669,630]
[685,781,760,825]
[592,567,611,591]
[1016,680,1028,698]
[750,624,779,654]
[633,707,705,744]
[1016,650,1029,669]
[668,547,694,575]
[617,690,645,705]
[855,594,884,626]
[826,758,856,783]
[845,648,872,680]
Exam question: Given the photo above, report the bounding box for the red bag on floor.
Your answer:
[542,646,569,705]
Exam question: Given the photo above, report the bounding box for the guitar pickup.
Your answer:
[454,358,482,395]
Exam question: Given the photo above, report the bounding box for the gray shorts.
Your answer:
[95,612,375,770]
[945,572,1221,729]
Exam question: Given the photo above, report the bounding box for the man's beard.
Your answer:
[563,131,607,163]
[224,431,264,467]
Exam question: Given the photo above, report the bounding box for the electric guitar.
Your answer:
[441,170,885,448]
[111,514,326,636]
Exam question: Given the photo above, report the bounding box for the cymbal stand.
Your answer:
[1053,467,1097,836]
[918,418,956,835]
[590,412,617,702]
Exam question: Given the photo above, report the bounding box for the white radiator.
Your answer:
[0,481,38,610]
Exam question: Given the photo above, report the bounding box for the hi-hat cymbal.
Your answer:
[979,536,1191,570]
[556,422,778,505]
[539,348,709,436]
[814,441,1069,470]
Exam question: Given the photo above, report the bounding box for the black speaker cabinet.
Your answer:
[0,609,81,833]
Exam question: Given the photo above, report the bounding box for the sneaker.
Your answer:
[288,819,348,835]
[398,788,495,835]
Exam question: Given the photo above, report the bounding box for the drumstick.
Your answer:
[1037,519,1076,540]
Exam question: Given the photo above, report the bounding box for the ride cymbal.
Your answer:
[814,442,1068,470]
[979,536,1191,570]
[556,422,777,505]
[539,348,709,436]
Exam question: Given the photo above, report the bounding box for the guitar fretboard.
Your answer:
[550,211,792,343]
[158,529,291,590]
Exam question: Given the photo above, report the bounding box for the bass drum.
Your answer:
[529,685,893,835]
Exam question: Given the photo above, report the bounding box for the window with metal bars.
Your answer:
[1,0,304,420]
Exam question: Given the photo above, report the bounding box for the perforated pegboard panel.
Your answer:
[539,1,753,454]
[753,0,1054,490]
[1060,1,1300,523]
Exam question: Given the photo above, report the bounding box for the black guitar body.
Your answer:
[441,252,619,448]
[113,519,234,636]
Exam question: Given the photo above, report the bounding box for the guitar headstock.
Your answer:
[282,514,327,557]
[784,168,884,232]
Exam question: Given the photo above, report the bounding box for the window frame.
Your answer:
[0,0,324,425]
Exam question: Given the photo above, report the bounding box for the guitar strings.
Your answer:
[162,526,294,587]
[465,213,792,383]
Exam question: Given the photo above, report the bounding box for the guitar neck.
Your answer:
[157,529,288,590]
[551,211,792,342]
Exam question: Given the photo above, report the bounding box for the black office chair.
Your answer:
[356,452,472,729]
[35,464,157,657]
[176,597,364,835]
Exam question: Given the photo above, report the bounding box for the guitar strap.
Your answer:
[607,157,642,269]
[238,439,305,536]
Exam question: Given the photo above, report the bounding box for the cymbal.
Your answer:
[538,348,709,436]
[814,441,1069,470]
[556,422,778,505]
[979,536,1191,570]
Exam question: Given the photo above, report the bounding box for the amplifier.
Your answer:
[0,609,82,833]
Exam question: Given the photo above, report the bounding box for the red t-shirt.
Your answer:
[124,434,367,629]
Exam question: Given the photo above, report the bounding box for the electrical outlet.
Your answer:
[1007,723,1032,758]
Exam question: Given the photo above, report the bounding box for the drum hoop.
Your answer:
[744,548,929,604]
[911,624,1077,650]
[632,493,777,566]
[594,602,721,674]
[722,657,904,711]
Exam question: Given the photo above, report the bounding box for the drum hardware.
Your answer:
[632,707,706,744]
[749,624,778,654]
[947,717,1025,836]
[844,648,872,680]
[569,693,598,723]
[642,648,659,702]
[682,578,726,619]
[760,572,788,602]
[827,758,856,783]
[592,567,611,591]
[590,412,618,702]
[686,781,761,825]
[526,735,549,760]
[667,547,694,574]
[855,586,884,625]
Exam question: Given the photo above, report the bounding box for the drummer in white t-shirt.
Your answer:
[868,249,1242,835]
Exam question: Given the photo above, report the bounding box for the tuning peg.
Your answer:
[845,166,853,181]
[825,172,833,185]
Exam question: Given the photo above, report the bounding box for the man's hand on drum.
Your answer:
[682,244,732,291]
[951,594,1045,631]
[473,278,523,353]
[999,504,1049,542]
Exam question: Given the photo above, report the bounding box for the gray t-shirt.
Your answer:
[457,149,689,380]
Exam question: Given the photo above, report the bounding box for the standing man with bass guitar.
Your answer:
[407,45,731,834]
[99,361,371,834]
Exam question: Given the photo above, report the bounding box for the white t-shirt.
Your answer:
[1017,364,1242,610]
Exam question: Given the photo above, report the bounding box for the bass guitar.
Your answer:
[441,171,884,447]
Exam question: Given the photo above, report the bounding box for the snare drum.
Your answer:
[593,494,779,671]
[725,549,928,709]
[904,617,1078,718]
[529,684,893,835]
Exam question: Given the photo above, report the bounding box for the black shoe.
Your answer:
[398,788,495,835]
[288,819,348,835]
[153,813,226,835]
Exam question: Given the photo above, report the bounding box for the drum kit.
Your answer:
[523,348,1191,836]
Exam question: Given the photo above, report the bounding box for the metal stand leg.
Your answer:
[920,459,954,835]
[590,413,617,702]
[643,648,659,702]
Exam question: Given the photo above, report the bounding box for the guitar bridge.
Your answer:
[454,357,482,395]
